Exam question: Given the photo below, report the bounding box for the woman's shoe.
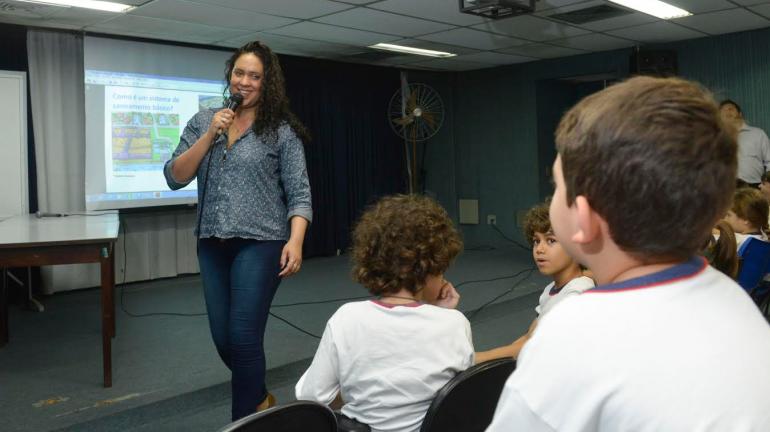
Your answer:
[256,392,276,412]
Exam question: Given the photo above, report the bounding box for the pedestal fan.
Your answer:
[388,81,444,193]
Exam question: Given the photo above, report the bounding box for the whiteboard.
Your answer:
[0,71,28,217]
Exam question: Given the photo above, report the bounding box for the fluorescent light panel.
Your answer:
[608,0,691,19]
[14,0,134,12]
[369,43,456,58]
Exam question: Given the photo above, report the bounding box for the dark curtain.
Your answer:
[281,56,407,257]
[0,23,37,213]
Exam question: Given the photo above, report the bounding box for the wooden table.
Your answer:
[0,213,120,387]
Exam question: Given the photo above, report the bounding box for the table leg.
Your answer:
[1,268,8,346]
[110,245,115,338]
[101,250,113,388]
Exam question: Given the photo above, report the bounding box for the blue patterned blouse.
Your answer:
[164,108,312,240]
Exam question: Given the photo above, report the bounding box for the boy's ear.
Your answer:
[571,196,602,244]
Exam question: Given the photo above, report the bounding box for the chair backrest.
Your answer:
[737,237,770,293]
[420,358,515,432]
[218,401,336,432]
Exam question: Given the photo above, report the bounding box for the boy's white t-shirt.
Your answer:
[296,300,474,432]
[486,257,770,431]
[534,275,594,316]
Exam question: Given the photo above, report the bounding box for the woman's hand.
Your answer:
[432,280,460,309]
[206,108,235,139]
[279,239,303,277]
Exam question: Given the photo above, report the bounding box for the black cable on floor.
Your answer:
[491,224,531,252]
[269,311,322,339]
[119,217,207,318]
[465,267,536,322]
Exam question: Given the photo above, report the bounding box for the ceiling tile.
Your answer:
[130,0,297,31]
[389,38,481,56]
[1,0,76,18]
[673,8,770,35]
[665,0,739,14]
[33,7,116,27]
[189,0,351,20]
[314,8,455,37]
[455,51,536,65]
[86,14,249,44]
[370,0,488,26]
[407,58,491,71]
[576,11,658,32]
[549,33,636,51]
[471,14,589,42]
[267,21,400,46]
[217,32,365,57]
[607,21,707,43]
[535,0,592,12]
[417,27,528,50]
[750,4,770,19]
[496,43,587,59]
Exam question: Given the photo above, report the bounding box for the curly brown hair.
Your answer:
[224,41,310,143]
[522,202,551,246]
[351,194,463,296]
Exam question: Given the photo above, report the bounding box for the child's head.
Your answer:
[351,194,462,299]
[725,187,769,234]
[551,76,736,264]
[523,202,581,279]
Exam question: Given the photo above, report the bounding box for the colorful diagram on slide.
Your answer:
[111,111,180,172]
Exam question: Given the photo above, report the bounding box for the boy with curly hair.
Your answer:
[475,202,593,363]
[296,194,474,432]
[487,76,770,430]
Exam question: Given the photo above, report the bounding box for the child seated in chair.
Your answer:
[475,202,594,364]
[724,186,769,250]
[486,76,770,431]
[295,194,474,432]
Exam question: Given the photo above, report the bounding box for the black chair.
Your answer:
[335,411,371,432]
[420,358,516,432]
[218,401,336,432]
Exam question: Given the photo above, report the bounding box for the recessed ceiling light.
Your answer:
[608,0,691,20]
[14,0,134,13]
[369,43,456,58]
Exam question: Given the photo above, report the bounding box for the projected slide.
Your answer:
[84,36,231,210]
[85,68,224,209]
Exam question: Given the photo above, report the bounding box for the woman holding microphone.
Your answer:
[164,41,312,420]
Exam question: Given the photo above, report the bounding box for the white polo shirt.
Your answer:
[535,275,594,316]
[487,257,770,431]
[296,300,474,432]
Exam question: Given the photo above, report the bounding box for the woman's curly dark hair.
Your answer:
[351,194,463,296]
[224,41,310,143]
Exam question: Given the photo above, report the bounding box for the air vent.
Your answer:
[548,5,632,24]
[1,1,46,18]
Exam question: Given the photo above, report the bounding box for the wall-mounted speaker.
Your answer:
[630,50,678,77]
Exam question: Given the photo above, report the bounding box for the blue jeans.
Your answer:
[198,238,284,421]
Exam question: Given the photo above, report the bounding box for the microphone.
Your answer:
[218,93,244,136]
[226,92,243,111]
[36,211,66,218]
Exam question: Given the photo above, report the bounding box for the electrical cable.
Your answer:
[465,267,536,322]
[491,223,531,251]
[119,218,207,318]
